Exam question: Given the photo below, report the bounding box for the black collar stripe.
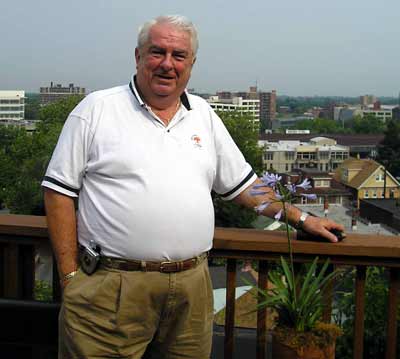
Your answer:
[44,176,80,195]
[220,170,256,198]
[129,76,192,111]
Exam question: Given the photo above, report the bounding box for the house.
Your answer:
[281,168,352,206]
[334,158,400,207]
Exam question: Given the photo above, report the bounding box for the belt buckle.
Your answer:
[159,261,175,273]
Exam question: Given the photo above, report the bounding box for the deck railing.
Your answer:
[0,214,399,359]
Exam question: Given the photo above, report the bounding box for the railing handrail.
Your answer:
[0,214,399,359]
[1,214,399,264]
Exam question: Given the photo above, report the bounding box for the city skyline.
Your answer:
[1,0,399,96]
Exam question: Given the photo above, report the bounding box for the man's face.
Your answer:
[135,23,195,101]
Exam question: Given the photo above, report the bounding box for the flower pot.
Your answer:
[272,336,335,359]
[271,324,340,359]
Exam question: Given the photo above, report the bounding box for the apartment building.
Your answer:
[0,91,25,124]
[259,136,349,172]
[207,96,260,125]
[212,86,276,130]
[360,94,377,108]
[40,82,85,105]
[259,90,276,131]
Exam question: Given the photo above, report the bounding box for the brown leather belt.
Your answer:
[100,252,208,273]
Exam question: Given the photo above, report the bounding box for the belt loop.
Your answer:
[141,260,147,271]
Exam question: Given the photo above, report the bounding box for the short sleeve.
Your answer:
[211,110,257,200]
[42,114,92,197]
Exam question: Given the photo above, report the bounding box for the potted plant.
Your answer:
[249,172,342,359]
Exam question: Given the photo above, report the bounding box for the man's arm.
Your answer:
[44,188,78,288]
[233,178,344,243]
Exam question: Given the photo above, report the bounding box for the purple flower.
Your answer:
[301,193,317,200]
[261,172,282,188]
[274,191,283,200]
[296,178,311,191]
[274,209,283,221]
[285,183,297,194]
[255,201,271,214]
[250,189,268,196]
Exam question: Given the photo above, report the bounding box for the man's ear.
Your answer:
[135,48,140,69]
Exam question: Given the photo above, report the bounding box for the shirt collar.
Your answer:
[129,75,192,111]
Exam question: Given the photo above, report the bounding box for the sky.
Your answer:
[1,0,399,96]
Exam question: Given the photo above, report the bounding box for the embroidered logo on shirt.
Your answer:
[191,135,202,148]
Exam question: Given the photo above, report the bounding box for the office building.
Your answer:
[0,91,25,124]
[40,82,85,105]
[207,96,260,125]
[259,90,276,131]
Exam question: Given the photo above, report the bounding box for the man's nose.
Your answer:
[160,54,173,71]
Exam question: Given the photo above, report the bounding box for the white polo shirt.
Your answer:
[42,77,256,261]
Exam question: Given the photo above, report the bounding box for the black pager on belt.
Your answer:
[79,241,101,275]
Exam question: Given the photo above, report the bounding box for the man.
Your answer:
[43,15,344,359]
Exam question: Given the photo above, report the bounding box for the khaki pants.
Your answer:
[59,259,213,359]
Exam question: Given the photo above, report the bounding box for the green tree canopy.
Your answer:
[213,111,263,228]
[349,114,386,134]
[377,120,400,177]
[292,118,346,134]
[0,96,83,214]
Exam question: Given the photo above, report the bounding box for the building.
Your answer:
[359,199,400,232]
[0,91,25,124]
[271,115,314,131]
[259,136,349,173]
[207,96,260,126]
[360,94,377,108]
[334,158,400,208]
[260,133,383,159]
[333,106,362,124]
[214,87,276,131]
[40,82,86,105]
[362,104,395,123]
[281,169,351,206]
[259,90,276,131]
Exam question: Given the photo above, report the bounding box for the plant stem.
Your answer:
[277,182,297,307]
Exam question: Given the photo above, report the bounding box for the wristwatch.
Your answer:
[295,212,309,230]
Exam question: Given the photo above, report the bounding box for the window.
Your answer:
[264,152,274,161]
[364,190,369,198]
[285,152,295,160]
[375,173,384,181]
[318,151,329,160]
[315,180,330,188]
[297,152,316,160]
[285,163,289,171]
[372,190,377,198]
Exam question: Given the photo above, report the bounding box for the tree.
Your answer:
[377,119,400,177]
[350,114,386,134]
[0,96,83,214]
[24,94,41,121]
[213,111,263,228]
[292,118,345,134]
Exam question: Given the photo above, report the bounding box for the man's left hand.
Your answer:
[301,216,345,243]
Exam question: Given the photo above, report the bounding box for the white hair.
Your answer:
[137,15,199,56]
